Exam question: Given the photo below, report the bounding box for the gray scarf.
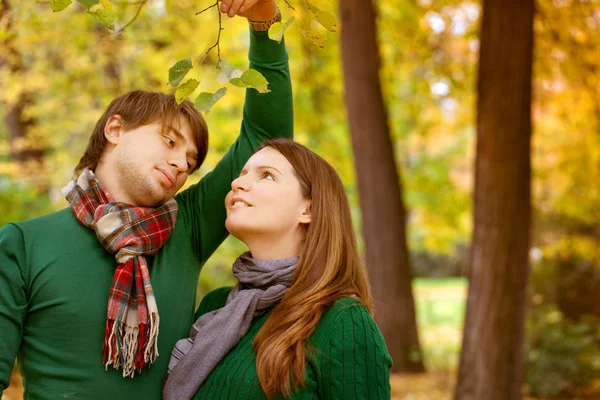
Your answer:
[163,252,298,400]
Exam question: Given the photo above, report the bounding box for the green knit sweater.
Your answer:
[192,287,393,400]
[0,30,292,400]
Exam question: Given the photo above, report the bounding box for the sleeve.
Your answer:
[176,28,293,266]
[313,303,393,400]
[0,224,28,393]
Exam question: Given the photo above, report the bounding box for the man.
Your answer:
[0,0,292,398]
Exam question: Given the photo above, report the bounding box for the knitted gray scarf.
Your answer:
[163,252,298,400]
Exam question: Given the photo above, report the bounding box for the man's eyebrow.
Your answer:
[165,125,184,141]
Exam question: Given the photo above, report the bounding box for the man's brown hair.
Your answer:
[74,90,208,176]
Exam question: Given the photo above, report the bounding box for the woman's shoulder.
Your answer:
[310,296,392,367]
[322,296,370,320]
[195,286,234,319]
[312,297,376,340]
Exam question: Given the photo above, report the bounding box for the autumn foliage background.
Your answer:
[1,0,599,398]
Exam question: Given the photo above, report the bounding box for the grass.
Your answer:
[413,277,468,371]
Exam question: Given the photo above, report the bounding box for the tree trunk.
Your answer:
[454,0,534,398]
[1,0,44,167]
[340,0,424,372]
[4,93,43,164]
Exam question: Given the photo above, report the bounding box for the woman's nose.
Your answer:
[231,176,250,191]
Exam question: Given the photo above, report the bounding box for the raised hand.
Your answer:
[219,0,278,21]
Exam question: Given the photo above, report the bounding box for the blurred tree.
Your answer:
[0,0,46,186]
[340,0,424,372]
[454,0,534,398]
[379,0,477,260]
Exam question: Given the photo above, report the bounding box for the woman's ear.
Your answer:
[299,201,311,224]
[104,115,124,145]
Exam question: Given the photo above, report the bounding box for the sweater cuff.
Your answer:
[249,28,288,64]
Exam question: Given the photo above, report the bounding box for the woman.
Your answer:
[163,138,392,399]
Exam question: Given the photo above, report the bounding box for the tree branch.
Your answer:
[196,2,218,16]
[111,1,147,4]
[113,0,147,34]
[196,1,223,68]
[282,0,296,12]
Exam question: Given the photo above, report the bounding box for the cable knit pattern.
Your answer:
[191,288,392,400]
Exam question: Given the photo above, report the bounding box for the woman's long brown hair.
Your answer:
[252,138,374,398]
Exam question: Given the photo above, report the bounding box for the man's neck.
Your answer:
[93,164,132,205]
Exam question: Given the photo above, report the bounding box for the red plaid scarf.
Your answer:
[62,169,178,377]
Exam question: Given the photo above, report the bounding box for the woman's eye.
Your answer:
[262,172,274,180]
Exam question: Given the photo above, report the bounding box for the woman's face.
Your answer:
[225,147,311,242]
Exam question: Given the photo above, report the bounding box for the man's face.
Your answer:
[110,115,198,207]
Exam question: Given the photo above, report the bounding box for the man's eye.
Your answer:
[164,136,175,147]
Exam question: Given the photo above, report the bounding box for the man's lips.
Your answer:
[156,168,174,188]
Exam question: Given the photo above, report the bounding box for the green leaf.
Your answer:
[168,58,193,86]
[175,79,200,104]
[301,29,326,48]
[194,87,227,114]
[229,69,270,93]
[51,0,72,12]
[229,78,244,87]
[88,3,118,30]
[306,2,338,32]
[76,0,99,9]
[229,78,243,87]
[268,16,295,44]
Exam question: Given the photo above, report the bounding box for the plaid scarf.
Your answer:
[62,169,178,378]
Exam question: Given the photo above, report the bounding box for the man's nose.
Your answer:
[169,153,188,173]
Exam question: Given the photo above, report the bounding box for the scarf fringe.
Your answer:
[103,314,160,378]
[64,170,176,378]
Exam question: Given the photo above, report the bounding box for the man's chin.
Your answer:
[150,195,175,208]
[133,193,173,208]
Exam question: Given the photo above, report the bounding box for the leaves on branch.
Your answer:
[230,69,270,94]
[306,1,337,32]
[301,29,326,48]
[51,0,72,12]
[168,58,193,86]
[88,9,118,30]
[77,0,99,9]
[175,79,200,104]
[88,1,118,30]
[268,16,295,44]
[46,0,340,111]
[195,87,227,113]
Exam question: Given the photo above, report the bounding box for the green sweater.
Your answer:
[0,30,292,400]
[192,287,392,400]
